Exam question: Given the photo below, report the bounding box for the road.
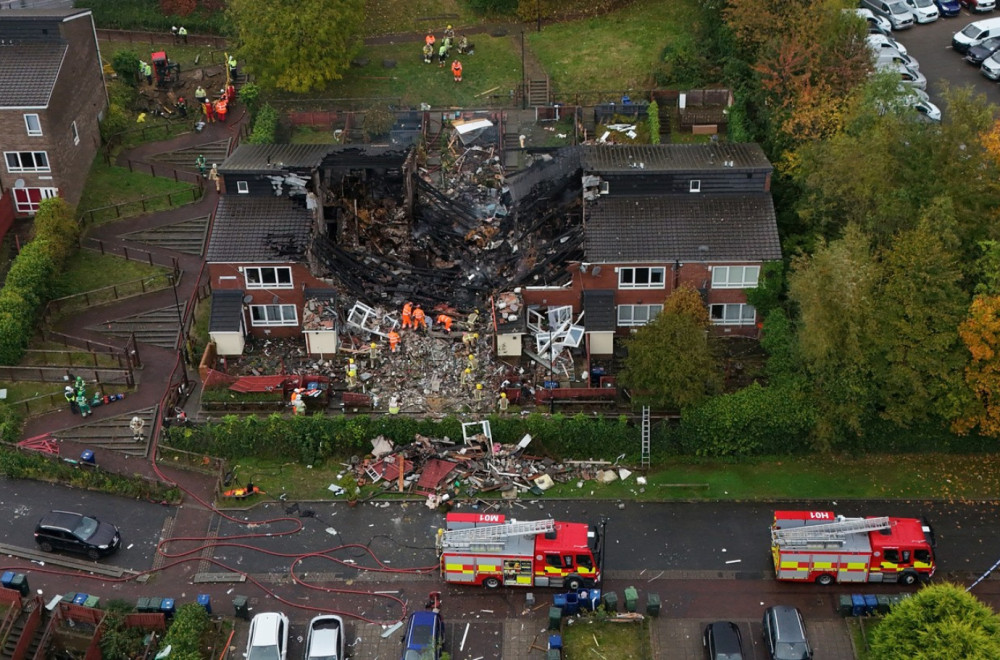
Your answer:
[889,9,999,109]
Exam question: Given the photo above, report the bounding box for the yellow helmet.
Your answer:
[500,392,507,398]
[476,383,483,389]
[447,24,452,29]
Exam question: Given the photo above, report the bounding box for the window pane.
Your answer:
[712,268,727,286]
[728,267,743,286]
[725,305,740,321]
[620,269,634,285]
[745,266,760,286]
[651,268,664,284]
[635,306,649,322]
[618,306,633,322]
[6,153,19,169]
[280,305,296,321]
[261,268,277,285]
[650,305,663,317]
[741,305,756,322]
[277,268,291,285]
[710,305,724,320]
[635,269,649,285]
[264,305,280,320]
[246,269,261,284]
[250,306,264,322]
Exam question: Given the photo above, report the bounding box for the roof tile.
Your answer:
[206,196,312,263]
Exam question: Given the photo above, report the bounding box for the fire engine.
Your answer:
[437,513,602,589]
[771,510,936,586]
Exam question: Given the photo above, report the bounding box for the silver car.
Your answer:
[305,615,345,660]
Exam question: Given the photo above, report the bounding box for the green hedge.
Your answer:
[78,0,231,35]
[247,104,278,144]
[160,603,211,660]
[164,413,642,464]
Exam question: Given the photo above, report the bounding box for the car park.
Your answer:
[877,60,928,88]
[861,0,916,30]
[762,606,813,660]
[960,0,997,12]
[905,0,940,22]
[305,615,345,660]
[246,612,289,660]
[867,33,909,54]
[965,35,1000,64]
[704,621,745,660]
[401,611,445,660]
[952,17,1000,53]
[934,0,963,15]
[33,511,121,560]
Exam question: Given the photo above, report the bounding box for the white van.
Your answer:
[953,17,1000,55]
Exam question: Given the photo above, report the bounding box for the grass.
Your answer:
[0,382,67,405]
[76,153,198,223]
[363,0,478,37]
[563,616,651,660]
[282,35,521,108]
[100,40,229,71]
[528,0,698,96]
[218,457,353,503]
[20,342,123,369]
[50,250,169,299]
[847,617,879,660]
[290,126,339,145]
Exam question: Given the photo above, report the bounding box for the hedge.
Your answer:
[160,603,211,660]
[247,104,278,145]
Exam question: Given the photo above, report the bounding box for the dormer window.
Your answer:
[690,179,701,193]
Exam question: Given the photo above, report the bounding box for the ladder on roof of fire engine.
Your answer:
[772,516,891,546]
[439,518,557,550]
[640,406,651,469]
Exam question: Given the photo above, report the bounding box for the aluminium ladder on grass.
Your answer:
[640,406,651,468]
[771,516,891,546]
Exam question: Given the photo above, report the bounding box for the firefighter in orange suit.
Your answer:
[451,59,463,83]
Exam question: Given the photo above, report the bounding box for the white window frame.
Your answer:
[711,265,760,289]
[617,304,663,327]
[71,121,79,146]
[24,114,42,136]
[237,180,249,194]
[4,151,50,173]
[618,267,666,290]
[710,303,757,326]
[249,304,298,327]
[244,266,293,290]
[12,187,58,214]
[689,179,701,193]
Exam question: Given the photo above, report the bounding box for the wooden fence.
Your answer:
[0,365,134,388]
[96,28,227,49]
[37,330,142,370]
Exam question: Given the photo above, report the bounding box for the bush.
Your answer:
[248,104,278,144]
[363,106,396,140]
[0,405,24,445]
[677,383,815,456]
[79,0,231,34]
[101,103,132,143]
[161,603,211,659]
[31,199,80,267]
[654,43,707,89]
[112,50,142,87]
[647,100,660,145]
[467,0,518,14]
[238,82,261,119]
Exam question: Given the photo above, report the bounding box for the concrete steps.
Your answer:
[88,304,185,349]
[148,138,231,171]
[121,215,210,255]
[52,406,158,457]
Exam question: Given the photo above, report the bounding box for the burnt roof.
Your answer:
[220,144,331,173]
[585,194,781,263]
[206,196,312,263]
[209,289,244,333]
[0,43,67,107]
[581,143,771,174]
[582,290,615,332]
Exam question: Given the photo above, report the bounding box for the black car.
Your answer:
[704,621,745,660]
[967,37,1000,66]
[34,511,121,560]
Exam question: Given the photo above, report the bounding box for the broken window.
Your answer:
[250,304,298,326]
[244,266,293,289]
[618,267,665,289]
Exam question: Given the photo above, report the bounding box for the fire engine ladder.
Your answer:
[772,516,891,546]
[438,519,556,551]
[640,406,651,468]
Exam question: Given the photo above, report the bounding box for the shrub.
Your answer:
[161,603,211,659]
[654,43,707,88]
[112,50,142,87]
[79,0,230,34]
[101,103,132,143]
[32,198,80,266]
[467,0,518,14]
[5,240,57,306]
[0,405,24,446]
[647,100,660,145]
[362,106,396,141]
[248,104,278,144]
[238,82,261,119]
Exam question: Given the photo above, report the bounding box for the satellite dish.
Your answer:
[14,179,25,188]
[242,295,253,304]
[591,266,601,277]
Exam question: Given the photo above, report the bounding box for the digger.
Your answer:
[151,51,181,87]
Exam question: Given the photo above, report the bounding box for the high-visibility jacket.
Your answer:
[452,61,463,76]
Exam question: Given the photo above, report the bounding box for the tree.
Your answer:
[619,285,721,411]
[227,0,364,93]
[956,295,1000,436]
[787,225,877,447]
[111,50,141,87]
[869,584,1000,659]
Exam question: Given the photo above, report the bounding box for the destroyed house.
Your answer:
[207,144,414,353]
[0,8,107,221]
[521,144,780,342]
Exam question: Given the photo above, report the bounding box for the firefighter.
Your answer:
[467,308,480,328]
[129,416,145,441]
[468,353,478,370]
[345,358,357,388]
[214,97,228,122]
[436,314,453,333]
[444,24,455,41]
[290,388,306,415]
[474,383,484,401]
[451,59,463,83]
[203,99,215,123]
[176,96,188,118]
[226,83,236,105]
[401,301,413,329]
[413,306,427,331]
[369,341,380,368]
[388,330,400,353]
[458,35,470,54]
[461,367,472,388]
[498,392,509,414]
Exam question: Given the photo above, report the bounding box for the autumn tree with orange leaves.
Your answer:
[957,296,1000,436]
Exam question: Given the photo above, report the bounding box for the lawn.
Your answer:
[76,153,198,221]
[528,0,698,96]
[563,617,652,660]
[363,0,478,37]
[100,40,229,71]
[50,250,169,299]
[288,35,522,108]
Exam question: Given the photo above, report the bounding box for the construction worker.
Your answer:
[64,386,78,414]
[178,26,188,43]
[214,97,228,122]
[425,33,436,48]
[171,25,179,42]
[422,42,434,64]
[436,314,453,333]
[402,301,413,329]
[461,367,472,388]
[388,330,400,353]
[228,54,238,78]
[451,60,463,83]
[468,353,478,370]
[195,86,208,105]
[498,392,509,414]
[195,154,207,176]
[139,61,152,85]
[290,388,306,415]
[474,383,484,401]
[438,43,448,67]
[369,342,380,368]
[413,306,427,331]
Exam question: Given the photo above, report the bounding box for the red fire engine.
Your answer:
[437,513,602,589]
[771,510,936,586]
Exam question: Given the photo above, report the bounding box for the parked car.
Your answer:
[246,612,289,660]
[860,0,916,29]
[704,621,745,660]
[953,17,1000,53]
[966,35,1000,64]
[34,511,121,560]
[960,0,997,12]
[982,50,1000,77]
[877,60,928,88]
[867,33,910,55]
[905,0,940,22]
[762,606,813,660]
[401,611,444,660]
[934,0,963,15]
[305,615,345,660]
[874,48,921,70]
[912,97,942,121]
[853,7,894,34]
